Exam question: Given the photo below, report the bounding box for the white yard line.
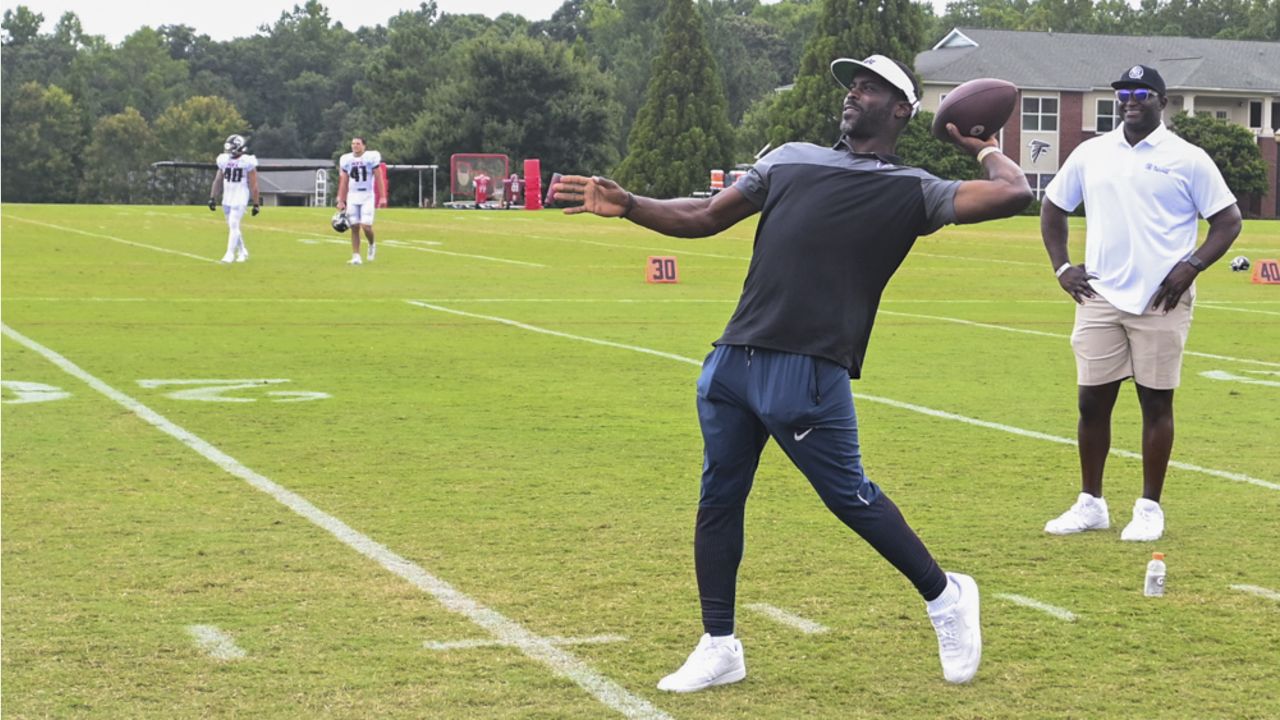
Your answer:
[994,594,1078,622]
[881,309,1280,368]
[0,323,671,720]
[405,302,1278,492]
[744,603,829,634]
[425,634,627,651]
[6,216,220,263]
[186,624,247,660]
[247,225,548,267]
[1196,303,1280,317]
[1229,584,1280,602]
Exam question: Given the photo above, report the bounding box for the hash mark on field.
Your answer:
[186,625,247,660]
[425,634,627,650]
[6,216,220,263]
[405,303,1278,493]
[995,593,1078,622]
[744,603,829,634]
[1229,584,1280,602]
[1,323,671,720]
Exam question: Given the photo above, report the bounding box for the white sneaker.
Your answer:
[929,572,982,684]
[235,250,248,263]
[656,634,746,693]
[348,255,362,265]
[367,244,376,262]
[1120,498,1164,541]
[220,252,235,263]
[1044,492,1110,535]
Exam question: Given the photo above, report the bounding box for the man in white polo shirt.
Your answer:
[1040,64,1241,542]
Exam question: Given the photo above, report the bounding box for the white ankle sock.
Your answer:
[926,577,960,614]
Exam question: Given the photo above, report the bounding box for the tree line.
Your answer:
[2,0,1274,205]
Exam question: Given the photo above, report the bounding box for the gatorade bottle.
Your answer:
[1144,552,1166,597]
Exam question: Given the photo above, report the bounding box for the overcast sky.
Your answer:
[3,0,949,44]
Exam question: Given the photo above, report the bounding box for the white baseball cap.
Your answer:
[830,54,921,117]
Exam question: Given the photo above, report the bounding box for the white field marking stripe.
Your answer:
[857,393,1280,492]
[1229,584,1280,601]
[0,323,671,720]
[425,634,627,650]
[881,309,1280,368]
[405,303,1279,493]
[521,233,751,261]
[744,603,829,634]
[994,594,1078,622]
[912,251,1041,267]
[248,225,546,267]
[1197,302,1280,317]
[406,302,704,366]
[6,216,220,263]
[186,625,247,660]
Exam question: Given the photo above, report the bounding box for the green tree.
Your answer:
[361,3,448,131]
[1,5,43,44]
[583,0,668,155]
[152,95,249,203]
[613,0,736,197]
[1169,111,1269,199]
[378,33,620,186]
[79,107,156,203]
[765,0,927,148]
[894,110,981,181]
[0,82,85,202]
[68,27,189,121]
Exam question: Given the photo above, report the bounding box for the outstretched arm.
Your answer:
[552,175,757,238]
[248,169,260,207]
[947,124,1033,224]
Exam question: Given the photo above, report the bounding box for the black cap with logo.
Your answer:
[1111,65,1166,95]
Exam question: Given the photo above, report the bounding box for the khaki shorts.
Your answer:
[1071,286,1195,389]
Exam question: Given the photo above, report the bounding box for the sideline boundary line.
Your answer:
[406,301,1278,492]
[0,322,671,720]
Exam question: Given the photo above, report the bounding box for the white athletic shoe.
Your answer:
[235,250,248,263]
[929,572,982,684]
[1044,492,1110,535]
[220,252,235,263]
[656,634,746,693]
[348,255,362,265]
[367,244,376,262]
[1120,498,1164,541]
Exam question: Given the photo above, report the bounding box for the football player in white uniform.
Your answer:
[336,137,384,265]
[208,134,261,263]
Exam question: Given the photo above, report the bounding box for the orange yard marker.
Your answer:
[1251,258,1280,284]
[647,256,679,284]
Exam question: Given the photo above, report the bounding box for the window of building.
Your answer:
[1215,110,1228,120]
[1273,102,1280,131]
[1096,99,1120,133]
[1250,101,1263,129]
[1022,97,1058,132]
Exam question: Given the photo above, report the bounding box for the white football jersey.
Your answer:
[216,153,258,207]
[340,150,382,200]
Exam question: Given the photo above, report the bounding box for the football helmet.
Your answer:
[331,211,350,233]
[224,134,247,155]
[1230,255,1251,272]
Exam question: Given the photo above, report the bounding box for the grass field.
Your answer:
[2,203,1278,719]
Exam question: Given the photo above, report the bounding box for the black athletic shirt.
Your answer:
[715,140,960,378]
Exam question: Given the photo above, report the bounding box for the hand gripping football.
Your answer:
[931,78,1018,142]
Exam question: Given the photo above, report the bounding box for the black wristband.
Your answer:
[1185,255,1207,272]
[621,192,636,219]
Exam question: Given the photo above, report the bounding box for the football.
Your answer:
[931,78,1018,142]
[1230,255,1251,272]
